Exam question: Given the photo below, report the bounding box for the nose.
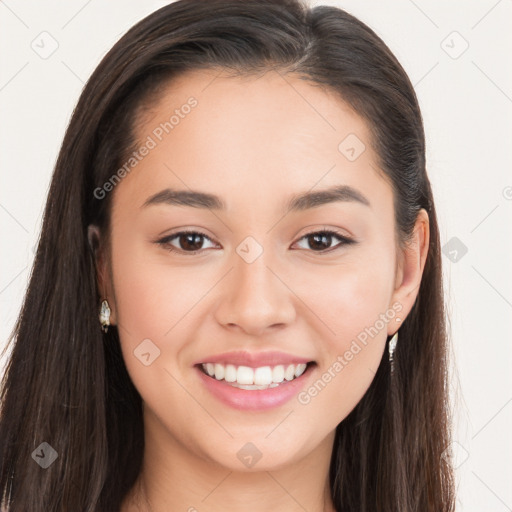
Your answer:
[214,246,296,336]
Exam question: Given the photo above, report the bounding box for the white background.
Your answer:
[1,1,511,510]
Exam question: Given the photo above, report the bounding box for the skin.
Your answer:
[92,68,429,512]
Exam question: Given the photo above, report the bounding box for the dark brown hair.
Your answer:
[0,0,455,510]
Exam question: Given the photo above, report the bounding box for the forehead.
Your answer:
[112,68,390,217]
[136,67,371,151]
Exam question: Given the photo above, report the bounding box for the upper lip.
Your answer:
[194,350,314,368]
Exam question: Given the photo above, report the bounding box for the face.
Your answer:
[95,68,428,471]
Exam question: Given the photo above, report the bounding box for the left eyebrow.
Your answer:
[140,184,371,212]
[285,184,371,211]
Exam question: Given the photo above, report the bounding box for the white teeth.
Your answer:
[200,362,310,387]
[225,364,237,383]
[272,365,285,383]
[229,382,280,390]
[237,366,254,385]
[214,363,225,380]
[284,364,295,381]
[294,363,307,378]
[206,363,215,377]
[254,366,273,386]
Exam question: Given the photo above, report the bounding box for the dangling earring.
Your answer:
[388,331,398,374]
[388,317,402,373]
[99,299,111,333]
[388,316,401,374]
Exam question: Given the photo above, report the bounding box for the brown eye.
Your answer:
[293,230,356,253]
[157,230,217,254]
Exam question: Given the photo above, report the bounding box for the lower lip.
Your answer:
[195,364,316,411]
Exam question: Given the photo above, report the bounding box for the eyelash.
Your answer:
[156,228,356,255]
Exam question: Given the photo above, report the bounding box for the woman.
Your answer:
[0,0,456,510]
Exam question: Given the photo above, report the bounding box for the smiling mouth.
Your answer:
[197,361,316,390]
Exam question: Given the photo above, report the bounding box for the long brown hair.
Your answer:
[0,0,455,510]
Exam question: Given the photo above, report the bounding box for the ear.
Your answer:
[87,224,116,325]
[388,208,429,335]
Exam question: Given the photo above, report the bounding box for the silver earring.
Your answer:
[99,299,111,333]
[388,331,398,374]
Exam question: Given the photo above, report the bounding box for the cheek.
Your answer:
[290,255,394,419]
[110,234,207,340]
[292,253,395,348]
[109,239,203,418]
